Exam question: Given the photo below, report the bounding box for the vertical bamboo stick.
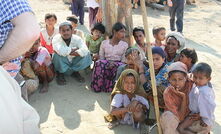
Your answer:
[140,0,162,134]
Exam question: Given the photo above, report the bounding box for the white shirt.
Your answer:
[86,0,99,9]
[189,83,216,126]
[111,94,149,110]
[41,27,59,45]
[52,34,89,61]
[0,66,40,134]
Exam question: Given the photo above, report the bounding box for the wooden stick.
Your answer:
[140,0,162,134]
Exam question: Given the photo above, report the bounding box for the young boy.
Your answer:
[151,26,166,49]
[66,15,84,39]
[178,62,216,134]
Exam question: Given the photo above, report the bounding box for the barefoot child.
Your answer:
[151,26,166,49]
[40,13,59,55]
[107,69,149,129]
[178,63,216,134]
[25,38,54,93]
[86,23,105,61]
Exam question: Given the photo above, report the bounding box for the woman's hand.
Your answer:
[169,86,186,97]
[189,113,201,121]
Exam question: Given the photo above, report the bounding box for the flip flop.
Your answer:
[108,121,120,129]
[71,72,85,83]
[56,73,66,85]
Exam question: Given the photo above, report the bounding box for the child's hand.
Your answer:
[200,120,208,127]
[169,86,185,97]
[189,113,201,121]
[93,54,99,61]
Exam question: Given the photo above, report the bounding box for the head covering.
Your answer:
[152,46,166,58]
[125,47,139,57]
[59,22,72,29]
[111,69,147,100]
[166,32,185,52]
[168,61,188,74]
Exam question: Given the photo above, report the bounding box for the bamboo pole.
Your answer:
[140,0,162,134]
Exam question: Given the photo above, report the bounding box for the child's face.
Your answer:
[92,29,102,40]
[155,30,166,41]
[123,76,136,93]
[179,54,192,66]
[71,22,77,29]
[165,37,179,55]
[45,17,57,27]
[60,25,72,40]
[193,72,211,87]
[153,53,165,70]
[169,72,187,90]
[133,31,145,45]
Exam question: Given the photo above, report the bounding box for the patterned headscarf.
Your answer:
[111,69,147,100]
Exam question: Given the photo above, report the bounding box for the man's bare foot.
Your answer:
[40,82,48,93]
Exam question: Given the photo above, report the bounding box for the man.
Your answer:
[52,22,92,85]
[0,0,40,133]
[167,0,185,33]
[71,0,85,25]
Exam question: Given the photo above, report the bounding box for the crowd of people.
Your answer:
[0,0,216,134]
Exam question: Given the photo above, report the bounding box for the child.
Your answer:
[108,69,149,129]
[86,23,105,61]
[160,62,193,134]
[179,48,198,73]
[151,26,166,49]
[40,13,59,55]
[66,15,84,39]
[25,38,54,93]
[178,63,216,134]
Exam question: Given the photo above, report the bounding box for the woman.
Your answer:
[165,32,185,65]
[91,22,128,92]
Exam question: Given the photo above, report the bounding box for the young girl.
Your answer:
[40,13,59,55]
[178,63,215,134]
[108,69,149,129]
[91,22,128,92]
[179,48,198,73]
[160,61,193,134]
[165,32,185,65]
[86,23,105,61]
[66,15,84,39]
[25,38,54,93]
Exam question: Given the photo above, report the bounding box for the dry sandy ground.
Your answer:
[28,0,221,133]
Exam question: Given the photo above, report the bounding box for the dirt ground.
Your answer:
[28,0,221,133]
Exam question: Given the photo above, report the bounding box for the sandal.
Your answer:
[108,121,120,129]
[56,72,66,85]
[71,72,85,83]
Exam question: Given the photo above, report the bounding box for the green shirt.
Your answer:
[86,34,104,54]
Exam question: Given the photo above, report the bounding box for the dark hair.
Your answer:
[66,15,78,24]
[45,13,57,21]
[152,26,166,35]
[110,22,126,38]
[192,62,212,78]
[180,48,198,64]
[168,70,187,78]
[91,23,105,34]
[126,73,135,78]
[133,26,145,36]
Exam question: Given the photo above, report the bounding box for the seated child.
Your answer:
[86,23,105,61]
[178,63,216,134]
[25,38,54,93]
[115,47,140,80]
[40,13,59,55]
[179,48,198,73]
[108,69,149,129]
[151,26,166,49]
[66,15,84,39]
